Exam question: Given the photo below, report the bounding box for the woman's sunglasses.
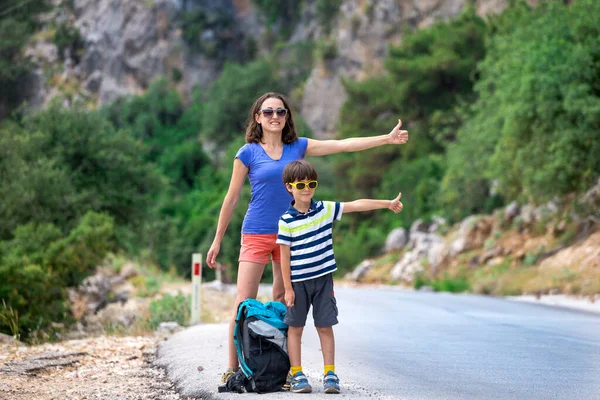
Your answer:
[259,108,288,118]
[288,180,318,190]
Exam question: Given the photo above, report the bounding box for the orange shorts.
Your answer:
[238,234,281,264]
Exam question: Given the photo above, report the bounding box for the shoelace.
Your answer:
[291,374,308,385]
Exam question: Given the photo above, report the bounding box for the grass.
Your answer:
[0,299,20,342]
[432,274,470,293]
[467,259,600,297]
[131,275,162,297]
[413,271,470,293]
[556,221,579,247]
[147,291,190,330]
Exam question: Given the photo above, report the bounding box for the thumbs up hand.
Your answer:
[389,192,403,213]
[388,119,409,145]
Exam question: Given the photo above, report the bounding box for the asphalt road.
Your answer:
[155,287,600,399]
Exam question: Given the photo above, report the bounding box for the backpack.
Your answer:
[231,298,290,393]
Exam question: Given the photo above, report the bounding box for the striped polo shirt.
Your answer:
[276,200,344,282]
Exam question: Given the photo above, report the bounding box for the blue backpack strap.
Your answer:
[234,299,255,378]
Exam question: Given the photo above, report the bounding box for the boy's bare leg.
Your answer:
[287,326,304,368]
[271,261,285,302]
[227,261,265,370]
[316,326,335,366]
[317,326,340,393]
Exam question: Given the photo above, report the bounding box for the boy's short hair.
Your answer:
[282,160,318,184]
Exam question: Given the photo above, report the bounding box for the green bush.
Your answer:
[1,223,62,267]
[431,274,470,293]
[377,154,446,225]
[0,221,68,340]
[333,220,387,274]
[47,211,115,286]
[12,102,164,230]
[148,292,190,330]
[444,0,600,208]
[413,272,431,290]
[0,124,77,239]
[0,262,68,341]
[0,211,115,340]
[103,79,206,189]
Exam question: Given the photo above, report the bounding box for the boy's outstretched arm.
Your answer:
[306,120,409,156]
[279,244,295,307]
[342,192,403,214]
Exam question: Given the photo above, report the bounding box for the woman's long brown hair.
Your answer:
[244,92,299,144]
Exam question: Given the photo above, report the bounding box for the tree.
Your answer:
[104,79,208,190]
[333,8,487,230]
[0,102,164,239]
[442,0,600,214]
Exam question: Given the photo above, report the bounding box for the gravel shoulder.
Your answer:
[0,281,248,400]
[0,335,184,400]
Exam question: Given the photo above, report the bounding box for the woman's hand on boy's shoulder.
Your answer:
[388,192,403,214]
[388,119,409,145]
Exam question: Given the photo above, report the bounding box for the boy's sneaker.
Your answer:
[290,371,312,393]
[323,371,340,394]
[221,368,235,384]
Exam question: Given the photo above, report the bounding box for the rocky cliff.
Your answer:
[26,0,515,133]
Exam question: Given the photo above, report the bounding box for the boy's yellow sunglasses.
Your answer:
[288,180,318,190]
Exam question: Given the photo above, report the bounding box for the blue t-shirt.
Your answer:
[236,137,308,234]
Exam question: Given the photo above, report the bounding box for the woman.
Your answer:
[206,92,408,382]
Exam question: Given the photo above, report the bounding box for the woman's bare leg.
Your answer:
[271,260,285,302]
[227,261,265,369]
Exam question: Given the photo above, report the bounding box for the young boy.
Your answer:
[276,160,403,394]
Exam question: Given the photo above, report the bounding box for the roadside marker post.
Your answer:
[191,253,202,325]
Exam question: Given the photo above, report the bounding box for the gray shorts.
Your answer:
[284,273,338,328]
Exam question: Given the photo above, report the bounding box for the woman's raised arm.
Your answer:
[305,119,408,157]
